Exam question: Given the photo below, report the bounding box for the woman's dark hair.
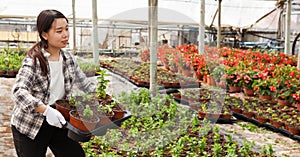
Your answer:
[28,10,68,76]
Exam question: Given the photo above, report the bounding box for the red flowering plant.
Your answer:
[191,54,207,77]
[272,64,299,102]
[271,53,297,66]
[157,44,173,66]
[181,53,193,70]
[140,48,150,62]
[219,47,233,58]
[292,70,300,105]
[252,64,277,96]
[221,57,240,67]
[282,54,297,66]
[292,89,300,107]
[174,44,199,72]
[252,76,277,96]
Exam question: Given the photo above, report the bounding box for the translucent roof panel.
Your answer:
[0,0,277,28]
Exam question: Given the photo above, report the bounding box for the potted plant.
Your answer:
[81,93,99,111]
[285,119,300,135]
[210,64,226,88]
[220,107,232,119]
[69,105,100,132]
[271,65,298,104]
[254,109,269,123]
[55,96,77,121]
[292,89,300,111]
[227,97,242,113]
[240,68,259,96]
[196,102,206,118]
[0,53,7,75]
[0,64,7,75]
[275,86,295,106]
[140,49,150,62]
[96,101,114,125]
[110,100,126,119]
[157,44,173,69]
[224,66,243,92]
[270,115,284,128]
[252,76,277,101]
[95,69,112,102]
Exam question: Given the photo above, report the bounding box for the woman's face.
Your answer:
[42,18,69,51]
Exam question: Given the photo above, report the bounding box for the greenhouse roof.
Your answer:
[0,0,279,29]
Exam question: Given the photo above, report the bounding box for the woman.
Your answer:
[11,9,96,157]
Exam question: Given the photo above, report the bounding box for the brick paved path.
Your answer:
[0,78,16,157]
[0,78,54,157]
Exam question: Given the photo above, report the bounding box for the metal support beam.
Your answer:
[199,0,205,54]
[284,0,291,54]
[217,0,222,48]
[149,0,158,97]
[72,0,76,55]
[178,27,183,46]
[92,0,99,64]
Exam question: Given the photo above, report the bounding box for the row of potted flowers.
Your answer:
[100,58,200,88]
[221,57,300,107]
[171,87,300,135]
[143,44,300,107]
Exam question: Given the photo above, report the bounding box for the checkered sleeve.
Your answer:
[11,56,44,113]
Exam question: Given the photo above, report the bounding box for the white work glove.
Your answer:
[43,105,66,128]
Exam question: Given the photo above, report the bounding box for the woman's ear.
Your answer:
[42,32,48,40]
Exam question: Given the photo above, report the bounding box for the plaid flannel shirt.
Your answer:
[11,49,96,139]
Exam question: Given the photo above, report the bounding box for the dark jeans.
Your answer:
[11,120,85,157]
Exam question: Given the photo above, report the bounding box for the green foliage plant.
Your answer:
[96,69,110,99]
[83,105,94,119]
[69,96,76,106]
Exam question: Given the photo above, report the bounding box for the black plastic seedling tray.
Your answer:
[65,111,132,142]
[233,112,300,142]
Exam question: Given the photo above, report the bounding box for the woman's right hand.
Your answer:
[43,105,66,128]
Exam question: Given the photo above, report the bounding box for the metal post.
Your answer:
[149,0,158,97]
[178,28,182,45]
[217,0,222,48]
[72,0,76,55]
[285,0,291,55]
[92,0,99,64]
[199,0,205,54]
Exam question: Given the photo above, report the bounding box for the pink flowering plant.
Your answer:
[240,68,260,90]
[224,66,243,87]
